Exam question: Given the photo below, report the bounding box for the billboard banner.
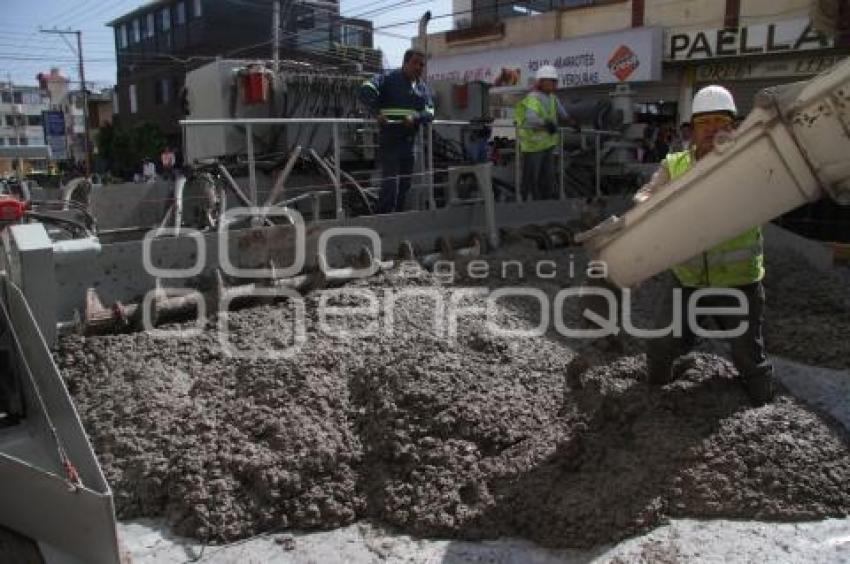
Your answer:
[42,110,67,160]
[427,27,663,88]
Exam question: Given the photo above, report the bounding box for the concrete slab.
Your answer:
[119,517,850,563]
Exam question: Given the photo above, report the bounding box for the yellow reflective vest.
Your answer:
[515,93,558,153]
[665,150,765,288]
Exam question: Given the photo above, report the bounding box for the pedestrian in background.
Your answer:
[142,158,156,183]
[160,146,176,180]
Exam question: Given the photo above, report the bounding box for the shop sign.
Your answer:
[42,110,67,160]
[666,18,833,61]
[428,27,663,87]
[695,54,843,81]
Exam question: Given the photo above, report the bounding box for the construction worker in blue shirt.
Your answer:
[515,65,575,201]
[359,48,435,214]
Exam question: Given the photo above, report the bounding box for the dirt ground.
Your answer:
[57,245,850,548]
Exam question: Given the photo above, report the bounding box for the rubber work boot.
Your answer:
[744,371,775,407]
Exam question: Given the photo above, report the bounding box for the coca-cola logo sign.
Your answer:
[608,45,640,81]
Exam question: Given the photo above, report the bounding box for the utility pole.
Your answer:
[40,28,91,176]
[273,0,281,73]
[6,74,23,180]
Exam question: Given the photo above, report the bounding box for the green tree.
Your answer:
[95,122,168,179]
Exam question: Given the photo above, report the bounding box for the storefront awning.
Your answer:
[0,146,52,160]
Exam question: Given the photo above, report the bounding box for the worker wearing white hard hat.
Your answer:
[635,85,774,406]
[514,64,577,201]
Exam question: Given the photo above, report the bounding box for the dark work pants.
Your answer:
[377,140,415,214]
[647,277,773,384]
[521,149,555,201]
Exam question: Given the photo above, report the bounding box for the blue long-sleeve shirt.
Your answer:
[359,69,435,145]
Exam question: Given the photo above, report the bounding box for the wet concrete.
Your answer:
[57,249,850,547]
[762,251,850,369]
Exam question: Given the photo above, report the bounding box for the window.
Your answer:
[116,26,128,49]
[1,92,10,104]
[19,137,27,146]
[27,115,42,127]
[0,138,5,146]
[28,137,42,146]
[146,13,155,38]
[342,25,365,46]
[23,91,41,105]
[132,19,141,43]
[12,92,22,104]
[129,84,138,114]
[5,115,14,127]
[154,78,171,105]
[161,7,171,31]
[8,138,17,146]
[193,0,202,17]
[176,2,186,25]
[112,90,119,114]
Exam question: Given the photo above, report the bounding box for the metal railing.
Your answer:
[180,117,478,220]
[513,124,621,201]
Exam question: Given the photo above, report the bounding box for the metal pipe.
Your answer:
[217,164,253,207]
[595,132,602,198]
[180,118,477,126]
[219,275,311,302]
[160,203,174,231]
[173,175,187,231]
[263,146,302,208]
[309,148,341,220]
[478,163,498,250]
[427,123,435,209]
[332,122,342,219]
[246,123,257,209]
[558,128,565,201]
[272,0,280,73]
[322,156,373,214]
[514,123,522,202]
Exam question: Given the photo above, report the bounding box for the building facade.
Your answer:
[108,0,379,141]
[0,82,50,175]
[37,68,91,167]
[426,0,850,121]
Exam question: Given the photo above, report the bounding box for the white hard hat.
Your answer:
[536,65,558,81]
[692,85,737,117]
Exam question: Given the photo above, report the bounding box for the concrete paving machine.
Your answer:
[1,27,848,559]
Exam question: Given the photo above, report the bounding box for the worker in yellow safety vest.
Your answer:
[515,65,575,201]
[633,85,774,406]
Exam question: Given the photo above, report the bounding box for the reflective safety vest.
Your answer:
[515,93,558,153]
[665,150,765,288]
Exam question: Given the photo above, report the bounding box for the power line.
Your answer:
[44,0,104,27]
[63,0,140,30]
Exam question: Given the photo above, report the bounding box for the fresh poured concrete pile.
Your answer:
[58,250,850,548]
[763,251,850,369]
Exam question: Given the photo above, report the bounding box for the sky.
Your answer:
[0,0,452,88]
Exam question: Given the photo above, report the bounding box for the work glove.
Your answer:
[544,120,558,135]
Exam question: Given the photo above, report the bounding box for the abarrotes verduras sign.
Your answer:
[666,18,833,61]
[428,27,663,88]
